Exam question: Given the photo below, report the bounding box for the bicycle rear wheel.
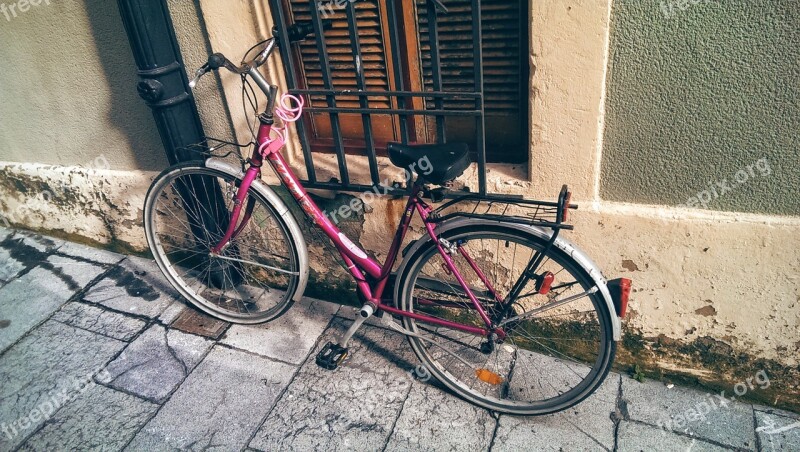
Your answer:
[144,162,301,323]
[396,223,615,415]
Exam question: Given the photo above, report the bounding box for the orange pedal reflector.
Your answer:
[475,368,504,385]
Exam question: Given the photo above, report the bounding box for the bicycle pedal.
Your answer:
[315,341,348,370]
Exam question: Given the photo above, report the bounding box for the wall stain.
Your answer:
[0,320,10,328]
[621,259,640,271]
[616,329,800,413]
[695,305,717,316]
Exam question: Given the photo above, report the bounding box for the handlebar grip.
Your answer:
[207,53,227,70]
[283,20,333,43]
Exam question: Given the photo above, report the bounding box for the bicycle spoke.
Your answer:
[147,167,300,322]
[400,227,612,414]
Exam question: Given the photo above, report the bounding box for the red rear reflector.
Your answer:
[562,191,572,222]
[608,278,631,317]
[537,272,554,295]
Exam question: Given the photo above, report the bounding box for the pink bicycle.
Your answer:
[144,25,631,415]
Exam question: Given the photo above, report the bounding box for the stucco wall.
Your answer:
[0,0,798,410]
[168,0,237,144]
[0,0,165,171]
[601,0,800,215]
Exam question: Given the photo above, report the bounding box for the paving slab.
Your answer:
[0,321,125,451]
[620,375,756,450]
[249,319,417,451]
[15,231,63,253]
[0,238,25,283]
[0,254,105,354]
[52,302,147,341]
[83,256,177,319]
[221,297,340,364]
[126,346,296,451]
[617,421,731,452]
[99,324,213,403]
[755,410,800,451]
[754,404,800,420]
[46,254,106,288]
[19,384,158,451]
[385,381,495,451]
[56,241,125,265]
[492,374,620,451]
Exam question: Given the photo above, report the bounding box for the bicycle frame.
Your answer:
[211,118,503,339]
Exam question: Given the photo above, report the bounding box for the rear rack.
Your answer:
[430,185,577,230]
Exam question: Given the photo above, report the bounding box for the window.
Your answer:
[280,0,529,163]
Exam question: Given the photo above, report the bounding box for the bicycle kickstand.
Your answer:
[315,304,375,370]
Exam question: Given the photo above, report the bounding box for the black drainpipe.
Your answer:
[117,0,205,164]
[117,0,231,243]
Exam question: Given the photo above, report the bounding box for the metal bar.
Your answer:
[385,0,410,144]
[268,0,317,183]
[212,254,301,276]
[301,181,408,195]
[498,287,600,327]
[291,89,482,99]
[302,107,482,116]
[309,0,350,185]
[426,0,446,143]
[471,0,487,195]
[345,1,380,186]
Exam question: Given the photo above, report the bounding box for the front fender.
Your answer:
[205,158,309,302]
[395,217,622,341]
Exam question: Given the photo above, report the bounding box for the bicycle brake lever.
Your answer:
[189,64,210,89]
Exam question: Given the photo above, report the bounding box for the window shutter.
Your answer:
[287,0,392,109]
[416,0,527,162]
[416,0,523,114]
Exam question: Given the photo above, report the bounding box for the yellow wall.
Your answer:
[0,0,165,171]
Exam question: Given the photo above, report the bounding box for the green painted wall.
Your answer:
[601,0,799,215]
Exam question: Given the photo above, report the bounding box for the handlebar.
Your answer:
[189,38,277,89]
[189,20,331,89]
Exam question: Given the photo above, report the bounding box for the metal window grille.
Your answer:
[268,0,490,195]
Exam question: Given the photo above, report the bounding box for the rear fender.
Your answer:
[394,217,622,341]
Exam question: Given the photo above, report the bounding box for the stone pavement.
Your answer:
[0,227,798,451]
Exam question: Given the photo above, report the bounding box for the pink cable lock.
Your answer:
[258,93,305,157]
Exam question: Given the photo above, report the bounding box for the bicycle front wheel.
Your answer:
[144,162,301,324]
[396,223,615,415]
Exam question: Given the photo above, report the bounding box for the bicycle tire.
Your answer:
[144,162,301,324]
[396,223,616,415]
